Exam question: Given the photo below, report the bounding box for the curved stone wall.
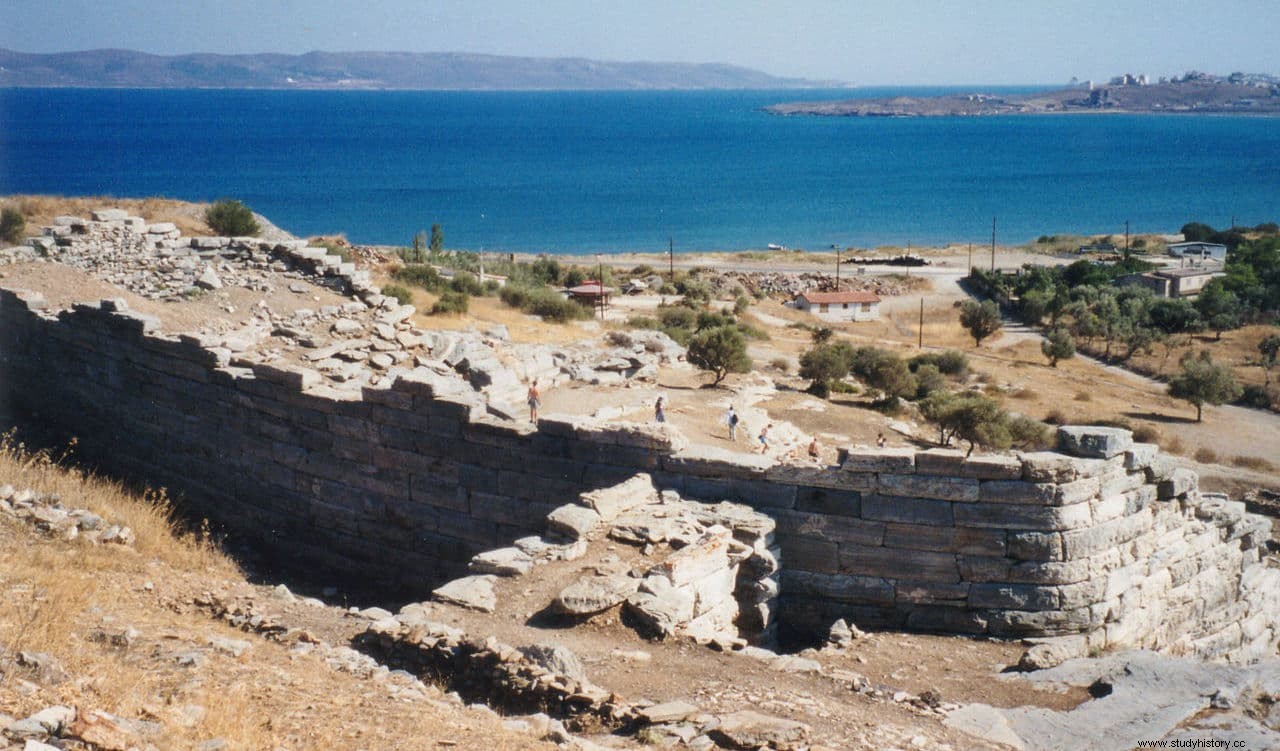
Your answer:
[2,285,1277,660]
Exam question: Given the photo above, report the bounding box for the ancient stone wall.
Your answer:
[2,286,1277,660]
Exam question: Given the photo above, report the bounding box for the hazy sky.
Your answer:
[3,0,1275,85]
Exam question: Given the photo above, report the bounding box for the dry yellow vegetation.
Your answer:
[0,195,214,236]
[0,436,551,750]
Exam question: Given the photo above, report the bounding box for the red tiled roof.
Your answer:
[567,283,613,296]
[798,290,881,304]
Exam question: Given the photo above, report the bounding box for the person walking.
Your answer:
[726,406,740,441]
[527,380,541,423]
[808,437,821,462]
[876,432,886,448]
[654,394,666,423]
[758,423,772,454]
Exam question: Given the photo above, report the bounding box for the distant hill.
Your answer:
[0,48,840,90]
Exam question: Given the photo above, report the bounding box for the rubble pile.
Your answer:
[697,269,929,299]
[0,483,135,546]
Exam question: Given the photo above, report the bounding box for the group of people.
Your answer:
[527,380,888,462]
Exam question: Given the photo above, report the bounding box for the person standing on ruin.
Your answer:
[527,379,541,423]
[808,436,821,463]
[876,432,887,448]
[654,394,666,423]
[726,406,739,441]
[758,423,772,454]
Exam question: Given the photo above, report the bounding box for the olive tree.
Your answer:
[1040,327,1075,367]
[1168,352,1242,422]
[959,300,1003,346]
[687,325,752,385]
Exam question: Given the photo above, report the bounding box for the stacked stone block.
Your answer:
[1,285,1276,662]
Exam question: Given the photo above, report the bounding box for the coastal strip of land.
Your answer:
[768,73,1280,117]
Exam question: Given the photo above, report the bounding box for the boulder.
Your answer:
[546,504,602,541]
[518,644,588,685]
[432,575,497,612]
[580,473,658,521]
[469,547,535,577]
[1057,426,1133,459]
[709,710,810,750]
[554,573,641,615]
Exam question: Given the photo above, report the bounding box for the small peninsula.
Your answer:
[767,71,1280,116]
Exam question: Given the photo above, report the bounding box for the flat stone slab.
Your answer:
[431,575,497,612]
[1057,426,1133,459]
[546,504,602,541]
[709,710,810,750]
[554,573,641,615]
[637,700,699,724]
[468,547,534,577]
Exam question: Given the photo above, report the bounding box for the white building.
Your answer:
[793,290,881,322]
[1166,241,1228,260]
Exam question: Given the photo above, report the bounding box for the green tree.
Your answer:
[1196,281,1242,340]
[429,223,444,252]
[919,392,1012,456]
[405,231,427,263]
[687,325,752,385]
[1180,222,1215,242]
[1168,352,1242,422]
[204,199,260,237]
[959,300,1003,346]
[1258,333,1280,385]
[798,341,854,397]
[1041,327,1076,367]
[0,207,25,244]
[811,326,834,345]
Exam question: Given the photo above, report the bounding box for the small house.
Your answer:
[565,282,613,311]
[1167,241,1227,260]
[1118,267,1225,298]
[793,290,881,322]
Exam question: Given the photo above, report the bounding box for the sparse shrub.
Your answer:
[531,257,563,284]
[658,306,697,331]
[431,290,469,315]
[0,207,26,244]
[1074,391,1092,402]
[204,199,260,237]
[627,315,662,331]
[1132,425,1160,443]
[1008,415,1053,450]
[606,330,634,348]
[631,264,655,276]
[1010,386,1036,399]
[394,264,444,291]
[770,357,791,373]
[734,295,752,315]
[735,323,770,341]
[658,283,678,295]
[913,364,948,400]
[1239,384,1274,409]
[1231,455,1276,472]
[1043,409,1067,425]
[1193,447,1219,464]
[500,284,589,323]
[381,283,413,306]
[910,350,969,377]
[829,381,859,394]
[450,271,486,296]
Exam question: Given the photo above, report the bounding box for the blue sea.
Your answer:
[1,87,1278,254]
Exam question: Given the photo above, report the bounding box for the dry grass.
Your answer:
[0,436,550,750]
[0,194,212,236]
[1232,455,1277,472]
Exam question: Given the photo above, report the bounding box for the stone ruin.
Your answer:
[1,211,1279,671]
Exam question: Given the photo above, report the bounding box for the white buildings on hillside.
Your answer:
[792,290,881,322]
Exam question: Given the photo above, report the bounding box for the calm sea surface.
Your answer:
[1,87,1278,254]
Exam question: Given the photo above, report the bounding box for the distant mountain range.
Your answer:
[0,48,840,90]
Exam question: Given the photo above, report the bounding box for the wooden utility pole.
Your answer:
[918,297,924,349]
[1124,220,1130,259]
[990,217,997,272]
[668,237,674,280]
[835,246,840,285]
[968,242,972,272]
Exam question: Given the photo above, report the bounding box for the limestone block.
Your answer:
[1007,530,1064,561]
[545,504,602,541]
[840,447,915,473]
[432,575,497,612]
[882,523,1006,556]
[877,473,979,502]
[468,547,534,577]
[771,509,885,546]
[554,573,641,615]
[838,545,959,583]
[651,526,732,586]
[893,580,970,605]
[1124,443,1160,471]
[686,566,740,618]
[905,606,989,634]
[1158,468,1198,499]
[1019,452,1110,483]
[780,570,895,606]
[1090,493,1128,525]
[579,473,658,521]
[969,582,1059,610]
[709,710,809,751]
[979,480,1057,505]
[954,500,1093,531]
[1057,425,1133,458]
[1144,453,1178,483]
[250,363,321,390]
[626,578,696,636]
[986,606,1098,636]
[92,208,128,221]
[1057,578,1107,609]
[775,535,838,574]
[860,494,953,526]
